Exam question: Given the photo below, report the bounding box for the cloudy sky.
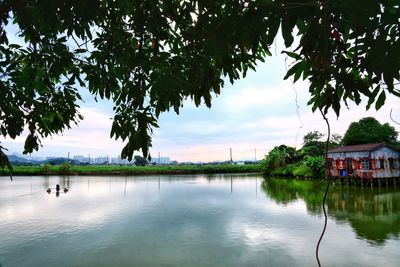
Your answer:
[2,31,400,162]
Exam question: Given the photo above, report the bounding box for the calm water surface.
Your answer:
[0,174,399,267]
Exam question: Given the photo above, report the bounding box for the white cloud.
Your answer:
[150,83,400,162]
[2,107,126,158]
[2,42,399,162]
[223,85,284,112]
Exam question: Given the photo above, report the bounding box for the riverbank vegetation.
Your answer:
[262,117,400,179]
[261,134,331,179]
[1,163,262,176]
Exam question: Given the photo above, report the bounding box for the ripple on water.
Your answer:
[1,175,400,267]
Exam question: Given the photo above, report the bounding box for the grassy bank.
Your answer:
[1,163,262,176]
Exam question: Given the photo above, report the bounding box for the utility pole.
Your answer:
[254,148,257,162]
[89,154,91,165]
[67,152,70,162]
[230,148,233,163]
[158,152,160,164]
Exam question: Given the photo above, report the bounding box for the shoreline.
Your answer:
[1,164,263,177]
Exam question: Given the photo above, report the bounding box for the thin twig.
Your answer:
[274,1,322,9]
[316,108,331,267]
[284,56,304,147]
[71,34,91,49]
[390,109,400,125]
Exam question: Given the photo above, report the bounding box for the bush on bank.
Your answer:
[262,148,325,179]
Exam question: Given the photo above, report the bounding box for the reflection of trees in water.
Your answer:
[328,187,400,246]
[262,177,400,245]
[262,178,326,215]
[62,176,71,190]
[42,176,50,190]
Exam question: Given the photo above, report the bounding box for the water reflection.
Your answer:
[1,174,399,267]
[263,177,400,245]
[45,184,69,197]
[328,186,400,245]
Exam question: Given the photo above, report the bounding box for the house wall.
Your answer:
[327,147,400,179]
[370,147,400,178]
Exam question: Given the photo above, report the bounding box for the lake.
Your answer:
[0,174,399,267]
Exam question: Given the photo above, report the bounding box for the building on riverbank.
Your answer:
[327,143,400,185]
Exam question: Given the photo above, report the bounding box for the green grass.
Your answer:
[2,163,262,176]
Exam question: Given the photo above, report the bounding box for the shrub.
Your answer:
[43,163,51,173]
[59,162,71,172]
[303,155,325,178]
[292,165,313,177]
[262,145,298,174]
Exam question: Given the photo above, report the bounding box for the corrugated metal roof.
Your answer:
[328,143,387,153]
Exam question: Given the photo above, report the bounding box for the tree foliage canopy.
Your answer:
[303,131,325,145]
[301,130,342,157]
[1,1,399,170]
[133,155,148,166]
[341,117,399,145]
[263,144,297,170]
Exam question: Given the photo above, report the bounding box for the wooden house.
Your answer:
[327,143,400,181]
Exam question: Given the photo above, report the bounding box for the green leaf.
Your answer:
[282,51,300,60]
[366,85,380,110]
[0,144,13,180]
[284,61,303,80]
[296,19,307,34]
[267,15,280,45]
[375,90,386,110]
[281,15,296,48]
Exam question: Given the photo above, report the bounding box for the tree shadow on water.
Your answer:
[262,177,400,246]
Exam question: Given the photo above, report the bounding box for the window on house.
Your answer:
[379,159,385,169]
[361,159,370,170]
[389,158,395,169]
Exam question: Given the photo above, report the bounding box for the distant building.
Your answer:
[153,157,171,165]
[327,143,400,180]
[73,155,85,162]
[95,157,108,164]
[110,156,132,165]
